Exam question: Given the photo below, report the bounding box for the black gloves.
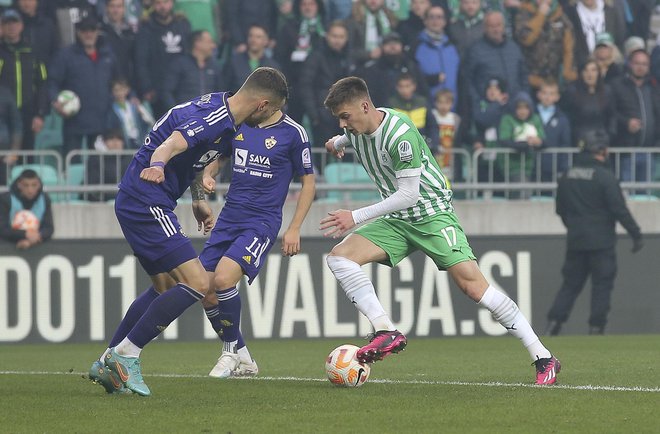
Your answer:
[632,237,644,254]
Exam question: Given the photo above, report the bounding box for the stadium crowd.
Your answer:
[0,0,659,194]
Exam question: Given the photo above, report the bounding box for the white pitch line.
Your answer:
[1,370,659,393]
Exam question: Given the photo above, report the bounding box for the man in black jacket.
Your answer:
[0,9,49,151]
[546,130,643,336]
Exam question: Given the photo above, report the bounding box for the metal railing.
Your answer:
[1,147,659,201]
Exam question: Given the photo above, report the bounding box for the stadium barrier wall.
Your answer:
[1,235,658,344]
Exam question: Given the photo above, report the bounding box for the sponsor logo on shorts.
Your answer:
[242,255,252,264]
[235,133,244,141]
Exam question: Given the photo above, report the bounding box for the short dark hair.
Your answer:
[324,77,371,111]
[189,29,209,51]
[17,169,39,181]
[241,67,289,102]
[396,72,416,85]
[579,129,610,154]
[102,129,124,142]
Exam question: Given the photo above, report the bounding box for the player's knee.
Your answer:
[213,273,235,292]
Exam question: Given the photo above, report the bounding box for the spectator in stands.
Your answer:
[0,85,22,185]
[0,9,48,152]
[15,0,58,65]
[134,0,191,118]
[622,0,652,40]
[357,31,426,107]
[162,30,222,109]
[275,0,295,33]
[225,0,278,54]
[623,36,645,60]
[346,0,398,67]
[398,0,431,52]
[324,0,354,22]
[96,0,143,31]
[470,76,508,186]
[100,0,137,88]
[564,0,625,67]
[299,20,352,147]
[651,34,660,85]
[388,72,429,131]
[223,25,281,93]
[593,31,623,84]
[87,129,132,201]
[514,0,577,90]
[0,168,53,249]
[414,6,459,104]
[536,79,571,182]
[49,15,118,161]
[498,91,544,198]
[275,0,326,122]
[106,78,153,149]
[427,88,461,180]
[448,0,484,58]
[43,0,98,48]
[173,0,221,42]
[561,58,615,145]
[610,49,660,184]
[466,11,528,111]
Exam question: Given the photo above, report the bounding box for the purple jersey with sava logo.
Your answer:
[219,114,314,234]
[119,92,235,209]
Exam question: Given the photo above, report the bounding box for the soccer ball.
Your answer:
[325,344,370,387]
[57,90,81,117]
[12,210,39,230]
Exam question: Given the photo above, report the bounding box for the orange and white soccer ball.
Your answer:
[325,344,370,387]
[12,210,39,230]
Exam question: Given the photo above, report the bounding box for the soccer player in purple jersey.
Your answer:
[198,112,315,378]
[89,67,289,396]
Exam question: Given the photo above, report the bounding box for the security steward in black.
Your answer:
[546,129,643,335]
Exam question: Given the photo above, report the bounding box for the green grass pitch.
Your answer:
[1,335,659,433]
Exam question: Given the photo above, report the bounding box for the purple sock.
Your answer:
[127,283,203,348]
[109,286,159,347]
[216,287,242,345]
[204,304,224,337]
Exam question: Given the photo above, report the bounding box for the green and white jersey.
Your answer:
[345,108,454,222]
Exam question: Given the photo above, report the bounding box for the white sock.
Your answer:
[100,348,111,362]
[223,340,238,354]
[479,285,552,361]
[326,255,395,331]
[115,338,141,358]
[237,346,253,364]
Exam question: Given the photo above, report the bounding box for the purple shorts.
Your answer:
[115,190,197,275]
[199,221,275,284]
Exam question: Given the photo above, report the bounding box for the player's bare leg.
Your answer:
[448,260,560,385]
[326,234,407,363]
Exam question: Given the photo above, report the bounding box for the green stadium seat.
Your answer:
[10,164,59,185]
[323,162,381,202]
[66,163,86,201]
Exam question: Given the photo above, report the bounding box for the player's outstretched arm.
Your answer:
[320,175,421,238]
[140,131,189,183]
[282,174,316,256]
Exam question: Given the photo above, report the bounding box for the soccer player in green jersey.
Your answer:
[320,77,560,385]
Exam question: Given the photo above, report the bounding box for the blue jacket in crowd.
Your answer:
[414,31,459,102]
